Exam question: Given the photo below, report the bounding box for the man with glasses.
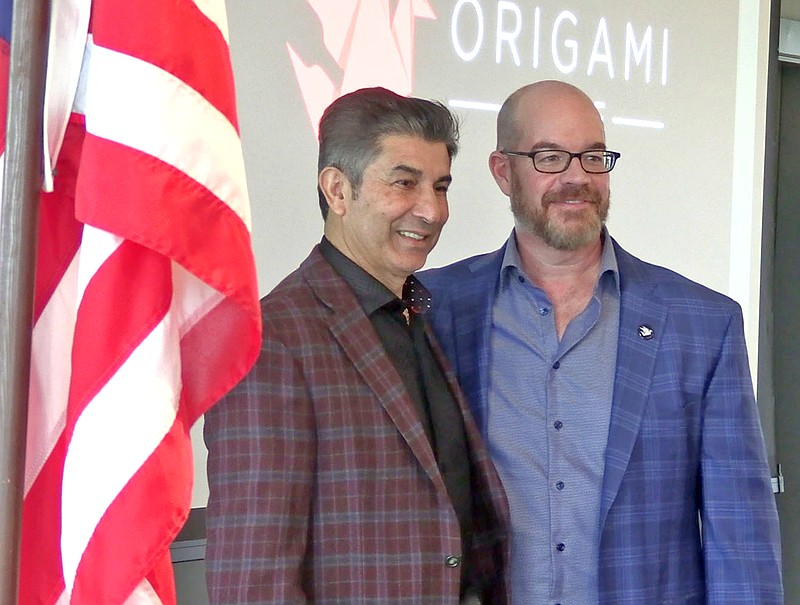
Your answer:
[421,80,782,604]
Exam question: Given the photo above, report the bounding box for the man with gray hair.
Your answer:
[204,87,509,604]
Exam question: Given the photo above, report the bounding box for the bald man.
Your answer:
[420,80,782,604]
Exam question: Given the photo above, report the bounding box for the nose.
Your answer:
[414,186,449,225]
[560,155,592,184]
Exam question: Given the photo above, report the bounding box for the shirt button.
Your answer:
[552,361,560,370]
[445,555,461,568]
[554,420,563,430]
[556,543,566,552]
[518,275,525,283]
[556,481,565,490]
[540,307,549,316]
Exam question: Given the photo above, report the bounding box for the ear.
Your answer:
[488,151,513,196]
[318,166,351,217]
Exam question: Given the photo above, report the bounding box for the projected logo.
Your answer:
[286,0,436,138]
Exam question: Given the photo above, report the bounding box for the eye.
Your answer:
[536,152,564,165]
[583,152,605,165]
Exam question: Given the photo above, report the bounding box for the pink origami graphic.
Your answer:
[287,0,436,138]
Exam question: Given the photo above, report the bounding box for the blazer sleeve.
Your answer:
[700,308,783,603]
[204,329,314,605]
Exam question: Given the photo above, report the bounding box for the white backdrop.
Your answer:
[191,0,773,507]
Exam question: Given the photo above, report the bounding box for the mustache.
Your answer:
[542,184,602,206]
[395,218,445,236]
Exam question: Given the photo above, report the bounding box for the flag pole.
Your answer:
[0,0,51,602]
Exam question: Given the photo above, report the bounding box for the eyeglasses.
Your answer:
[501,149,621,174]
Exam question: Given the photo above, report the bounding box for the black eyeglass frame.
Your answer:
[501,149,622,174]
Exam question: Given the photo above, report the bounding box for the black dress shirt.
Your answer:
[319,237,474,594]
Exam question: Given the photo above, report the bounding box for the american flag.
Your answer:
[18,0,261,603]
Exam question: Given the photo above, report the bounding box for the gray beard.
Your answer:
[511,191,609,251]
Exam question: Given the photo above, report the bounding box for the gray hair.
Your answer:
[317,87,459,219]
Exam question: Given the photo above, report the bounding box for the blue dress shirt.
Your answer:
[487,231,620,605]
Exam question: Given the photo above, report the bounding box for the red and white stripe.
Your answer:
[20,1,261,603]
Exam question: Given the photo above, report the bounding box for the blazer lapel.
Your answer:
[599,241,668,527]
[428,324,510,519]
[449,247,505,434]
[301,248,443,486]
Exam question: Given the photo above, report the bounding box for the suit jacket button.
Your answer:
[445,555,461,568]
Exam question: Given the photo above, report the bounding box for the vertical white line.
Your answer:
[532,6,540,68]
[731,0,769,386]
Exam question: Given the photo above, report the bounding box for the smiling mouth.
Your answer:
[547,198,598,210]
[398,230,426,240]
[544,185,602,208]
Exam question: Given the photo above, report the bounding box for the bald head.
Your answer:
[496,80,604,150]
[488,80,612,251]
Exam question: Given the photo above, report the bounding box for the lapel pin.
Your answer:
[638,325,655,340]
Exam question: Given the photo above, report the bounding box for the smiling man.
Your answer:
[422,80,782,604]
[204,87,509,605]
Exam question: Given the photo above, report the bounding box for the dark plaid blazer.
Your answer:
[204,246,509,604]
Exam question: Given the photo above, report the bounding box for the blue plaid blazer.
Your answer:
[420,237,782,604]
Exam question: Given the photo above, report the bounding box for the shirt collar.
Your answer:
[500,227,620,295]
[318,237,432,315]
[598,228,621,296]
